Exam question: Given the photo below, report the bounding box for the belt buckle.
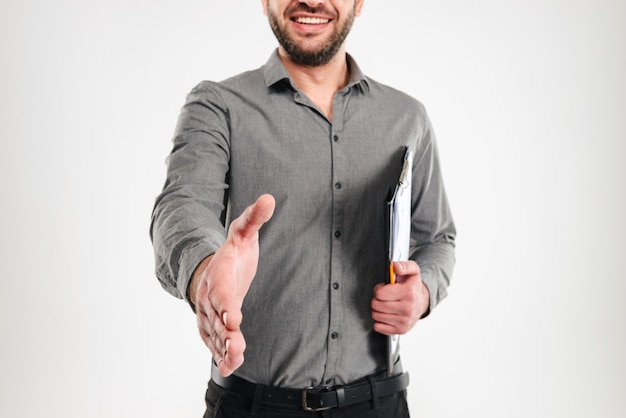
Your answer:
[302,386,333,412]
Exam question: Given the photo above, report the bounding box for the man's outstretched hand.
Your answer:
[189,194,275,377]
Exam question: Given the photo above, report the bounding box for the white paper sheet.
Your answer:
[386,148,412,375]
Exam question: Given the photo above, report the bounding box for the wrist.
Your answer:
[188,255,214,310]
[419,280,431,319]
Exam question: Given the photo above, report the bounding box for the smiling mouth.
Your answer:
[293,16,330,24]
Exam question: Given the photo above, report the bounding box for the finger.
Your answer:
[218,350,244,377]
[371,308,396,323]
[199,300,234,348]
[372,309,413,335]
[372,304,403,335]
[202,263,245,331]
[198,311,224,361]
[204,304,246,356]
[212,315,246,360]
[231,194,275,240]
[199,329,221,361]
[198,307,247,371]
[372,297,413,318]
[213,331,246,376]
[391,260,420,283]
[373,282,404,302]
[222,337,246,375]
[221,309,243,331]
[373,321,400,336]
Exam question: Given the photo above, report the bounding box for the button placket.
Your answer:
[324,92,348,383]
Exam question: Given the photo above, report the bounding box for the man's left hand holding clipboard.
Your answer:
[371,148,431,375]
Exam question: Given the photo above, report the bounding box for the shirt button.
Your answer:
[331,332,339,339]
[334,230,341,238]
[334,182,342,190]
[333,135,339,142]
[333,282,339,290]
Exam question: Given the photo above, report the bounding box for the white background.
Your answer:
[1,1,625,417]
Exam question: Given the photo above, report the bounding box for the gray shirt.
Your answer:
[150,50,456,388]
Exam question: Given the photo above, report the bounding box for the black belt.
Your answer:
[211,367,409,412]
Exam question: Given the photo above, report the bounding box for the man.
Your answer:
[151,0,456,416]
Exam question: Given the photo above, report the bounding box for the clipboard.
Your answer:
[385,147,413,376]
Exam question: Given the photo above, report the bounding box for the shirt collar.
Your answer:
[262,48,370,94]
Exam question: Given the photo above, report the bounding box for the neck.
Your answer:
[278,47,350,97]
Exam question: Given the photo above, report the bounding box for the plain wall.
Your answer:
[1,1,625,416]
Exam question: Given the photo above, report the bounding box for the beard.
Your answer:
[267,3,356,67]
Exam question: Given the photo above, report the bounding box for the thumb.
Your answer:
[391,260,420,284]
[231,194,276,240]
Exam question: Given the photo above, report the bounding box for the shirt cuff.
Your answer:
[177,242,217,311]
[419,269,448,318]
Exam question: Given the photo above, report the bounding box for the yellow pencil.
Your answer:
[389,262,396,285]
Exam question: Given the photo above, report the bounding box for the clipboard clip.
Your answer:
[398,157,410,190]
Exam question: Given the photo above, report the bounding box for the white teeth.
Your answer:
[295,17,329,24]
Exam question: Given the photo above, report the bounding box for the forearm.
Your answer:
[409,108,456,314]
[150,82,231,301]
[151,196,224,300]
[413,241,455,315]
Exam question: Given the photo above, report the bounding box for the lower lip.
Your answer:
[291,20,331,34]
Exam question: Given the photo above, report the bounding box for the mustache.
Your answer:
[286,3,336,18]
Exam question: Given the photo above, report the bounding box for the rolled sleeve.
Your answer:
[409,107,456,313]
[150,82,231,303]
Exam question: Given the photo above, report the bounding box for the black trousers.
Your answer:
[203,380,411,418]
